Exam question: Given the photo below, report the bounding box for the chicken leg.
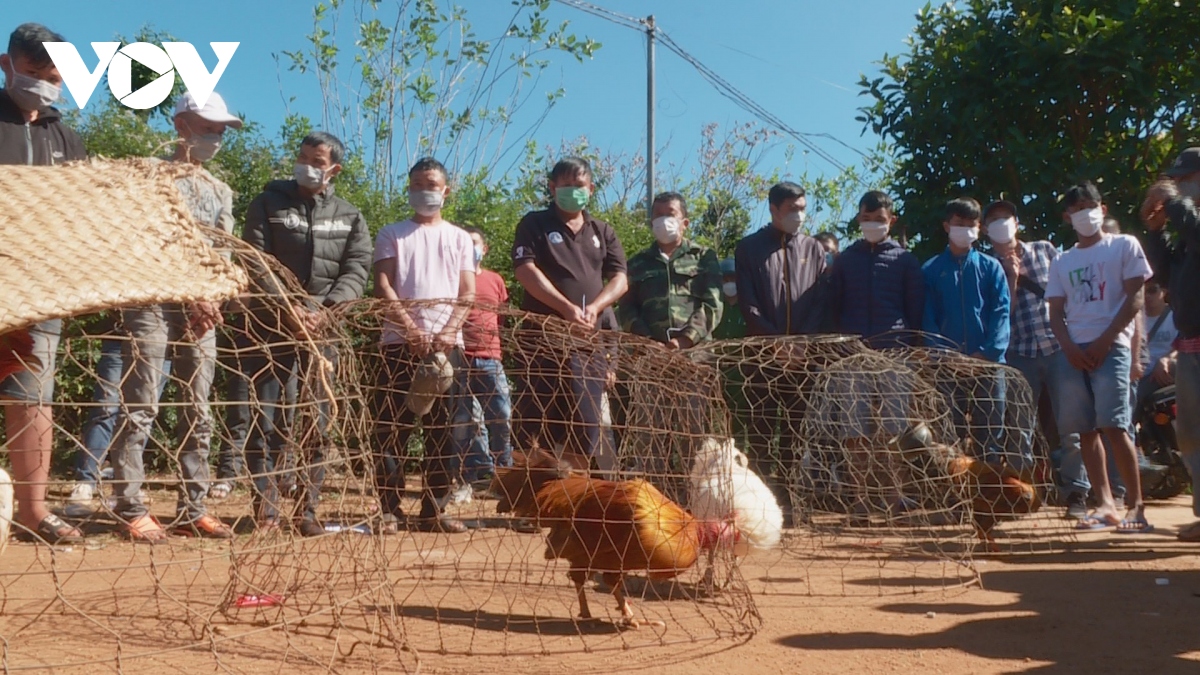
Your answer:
[569,569,593,621]
[607,573,664,629]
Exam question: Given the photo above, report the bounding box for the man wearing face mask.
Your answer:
[619,192,722,349]
[1141,147,1200,541]
[0,23,87,544]
[1046,181,1153,533]
[733,182,827,502]
[373,156,477,533]
[236,131,371,534]
[923,198,1014,466]
[108,91,240,542]
[712,259,746,340]
[830,191,923,347]
[511,157,628,458]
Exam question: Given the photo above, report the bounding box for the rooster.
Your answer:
[892,423,1040,550]
[492,443,779,628]
[0,328,37,384]
[689,436,783,551]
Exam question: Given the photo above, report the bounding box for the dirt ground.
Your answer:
[1,489,1197,674]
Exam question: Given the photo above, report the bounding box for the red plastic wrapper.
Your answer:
[233,593,284,608]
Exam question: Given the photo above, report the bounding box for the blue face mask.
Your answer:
[473,245,484,265]
[825,252,834,267]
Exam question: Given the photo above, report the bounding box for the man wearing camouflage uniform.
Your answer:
[618,192,723,348]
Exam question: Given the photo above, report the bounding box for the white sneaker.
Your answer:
[448,482,473,506]
[68,482,95,504]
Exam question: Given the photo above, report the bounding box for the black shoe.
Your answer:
[509,518,540,534]
[294,518,325,537]
[1064,493,1088,521]
[413,515,469,533]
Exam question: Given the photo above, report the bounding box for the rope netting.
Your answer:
[0,190,1072,671]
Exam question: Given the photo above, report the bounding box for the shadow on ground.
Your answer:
[777,555,1200,674]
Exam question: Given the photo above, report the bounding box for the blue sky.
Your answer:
[26,0,930,217]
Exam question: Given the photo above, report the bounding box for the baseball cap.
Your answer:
[1164,147,1200,178]
[983,199,1019,221]
[405,352,455,416]
[720,258,736,275]
[174,91,243,129]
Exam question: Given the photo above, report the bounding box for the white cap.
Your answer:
[174,91,243,129]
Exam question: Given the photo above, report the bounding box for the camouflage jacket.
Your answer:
[712,299,746,340]
[618,239,723,345]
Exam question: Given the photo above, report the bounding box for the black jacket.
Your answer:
[243,179,372,306]
[1144,196,1200,339]
[0,89,86,166]
[734,224,827,336]
[829,238,924,346]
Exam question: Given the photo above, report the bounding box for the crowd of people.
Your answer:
[2,22,1199,545]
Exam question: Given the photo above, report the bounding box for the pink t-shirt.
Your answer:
[373,219,474,346]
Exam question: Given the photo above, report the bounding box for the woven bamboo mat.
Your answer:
[0,158,247,333]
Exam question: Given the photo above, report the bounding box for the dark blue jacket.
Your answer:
[922,247,1011,362]
[829,238,924,347]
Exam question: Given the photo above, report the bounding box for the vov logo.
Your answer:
[43,42,239,110]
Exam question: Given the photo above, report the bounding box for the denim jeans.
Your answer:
[936,366,1016,468]
[1051,342,1133,498]
[243,343,328,522]
[451,357,513,482]
[75,339,171,485]
[1008,351,1089,493]
[1175,352,1200,518]
[110,305,216,522]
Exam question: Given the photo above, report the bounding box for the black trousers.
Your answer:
[371,345,465,519]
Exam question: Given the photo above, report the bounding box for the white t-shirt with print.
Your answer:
[1141,308,1177,366]
[1045,234,1152,346]
[373,219,474,346]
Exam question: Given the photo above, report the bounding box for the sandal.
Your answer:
[208,482,232,500]
[171,514,234,539]
[15,513,84,545]
[412,515,469,534]
[125,514,168,544]
[1115,513,1154,535]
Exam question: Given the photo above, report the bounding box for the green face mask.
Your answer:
[554,186,590,212]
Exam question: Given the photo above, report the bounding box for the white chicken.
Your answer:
[689,436,783,552]
[0,467,12,555]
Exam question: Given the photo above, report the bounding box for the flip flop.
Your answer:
[1115,516,1154,534]
[1075,516,1114,531]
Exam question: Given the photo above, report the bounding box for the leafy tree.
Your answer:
[860,0,1200,259]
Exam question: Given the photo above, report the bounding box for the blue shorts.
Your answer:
[0,319,60,404]
[1051,341,1132,435]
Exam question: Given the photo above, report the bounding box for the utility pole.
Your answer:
[645,15,656,224]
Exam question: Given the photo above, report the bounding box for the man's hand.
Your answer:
[1131,358,1145,383]
[581,303,599,327]
[1063,341,1096,372]
[186,301,223,338]
[1141,180,1178,232]
[1152,356,1175,386]
[1083,337,1114,369]
[433,328,457,353]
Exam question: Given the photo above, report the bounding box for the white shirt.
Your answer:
[1045,234,1153,346]
[373,219,474,346]
[1142,308,1177,365]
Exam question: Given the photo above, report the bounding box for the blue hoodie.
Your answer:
[922,247,1011,362]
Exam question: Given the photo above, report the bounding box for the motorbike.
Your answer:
[1136,384,1189,500]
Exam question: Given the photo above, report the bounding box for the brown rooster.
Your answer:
[0,328,37,384]
[492,450,739,628]
[892,423,1040,550]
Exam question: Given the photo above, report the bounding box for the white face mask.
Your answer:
[7,72,61,111]
[651,216,683,245]
[986,217,1017,245]
[722,281,737,298]
[409,189,445,217]
[778,210,806,234]
[1069,206,1104,237]
[1177,178,1200,200]
[948,225,979,249]
[860,221,890,244]
[294,163,326,190]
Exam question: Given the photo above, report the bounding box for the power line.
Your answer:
[551,0,865,174]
